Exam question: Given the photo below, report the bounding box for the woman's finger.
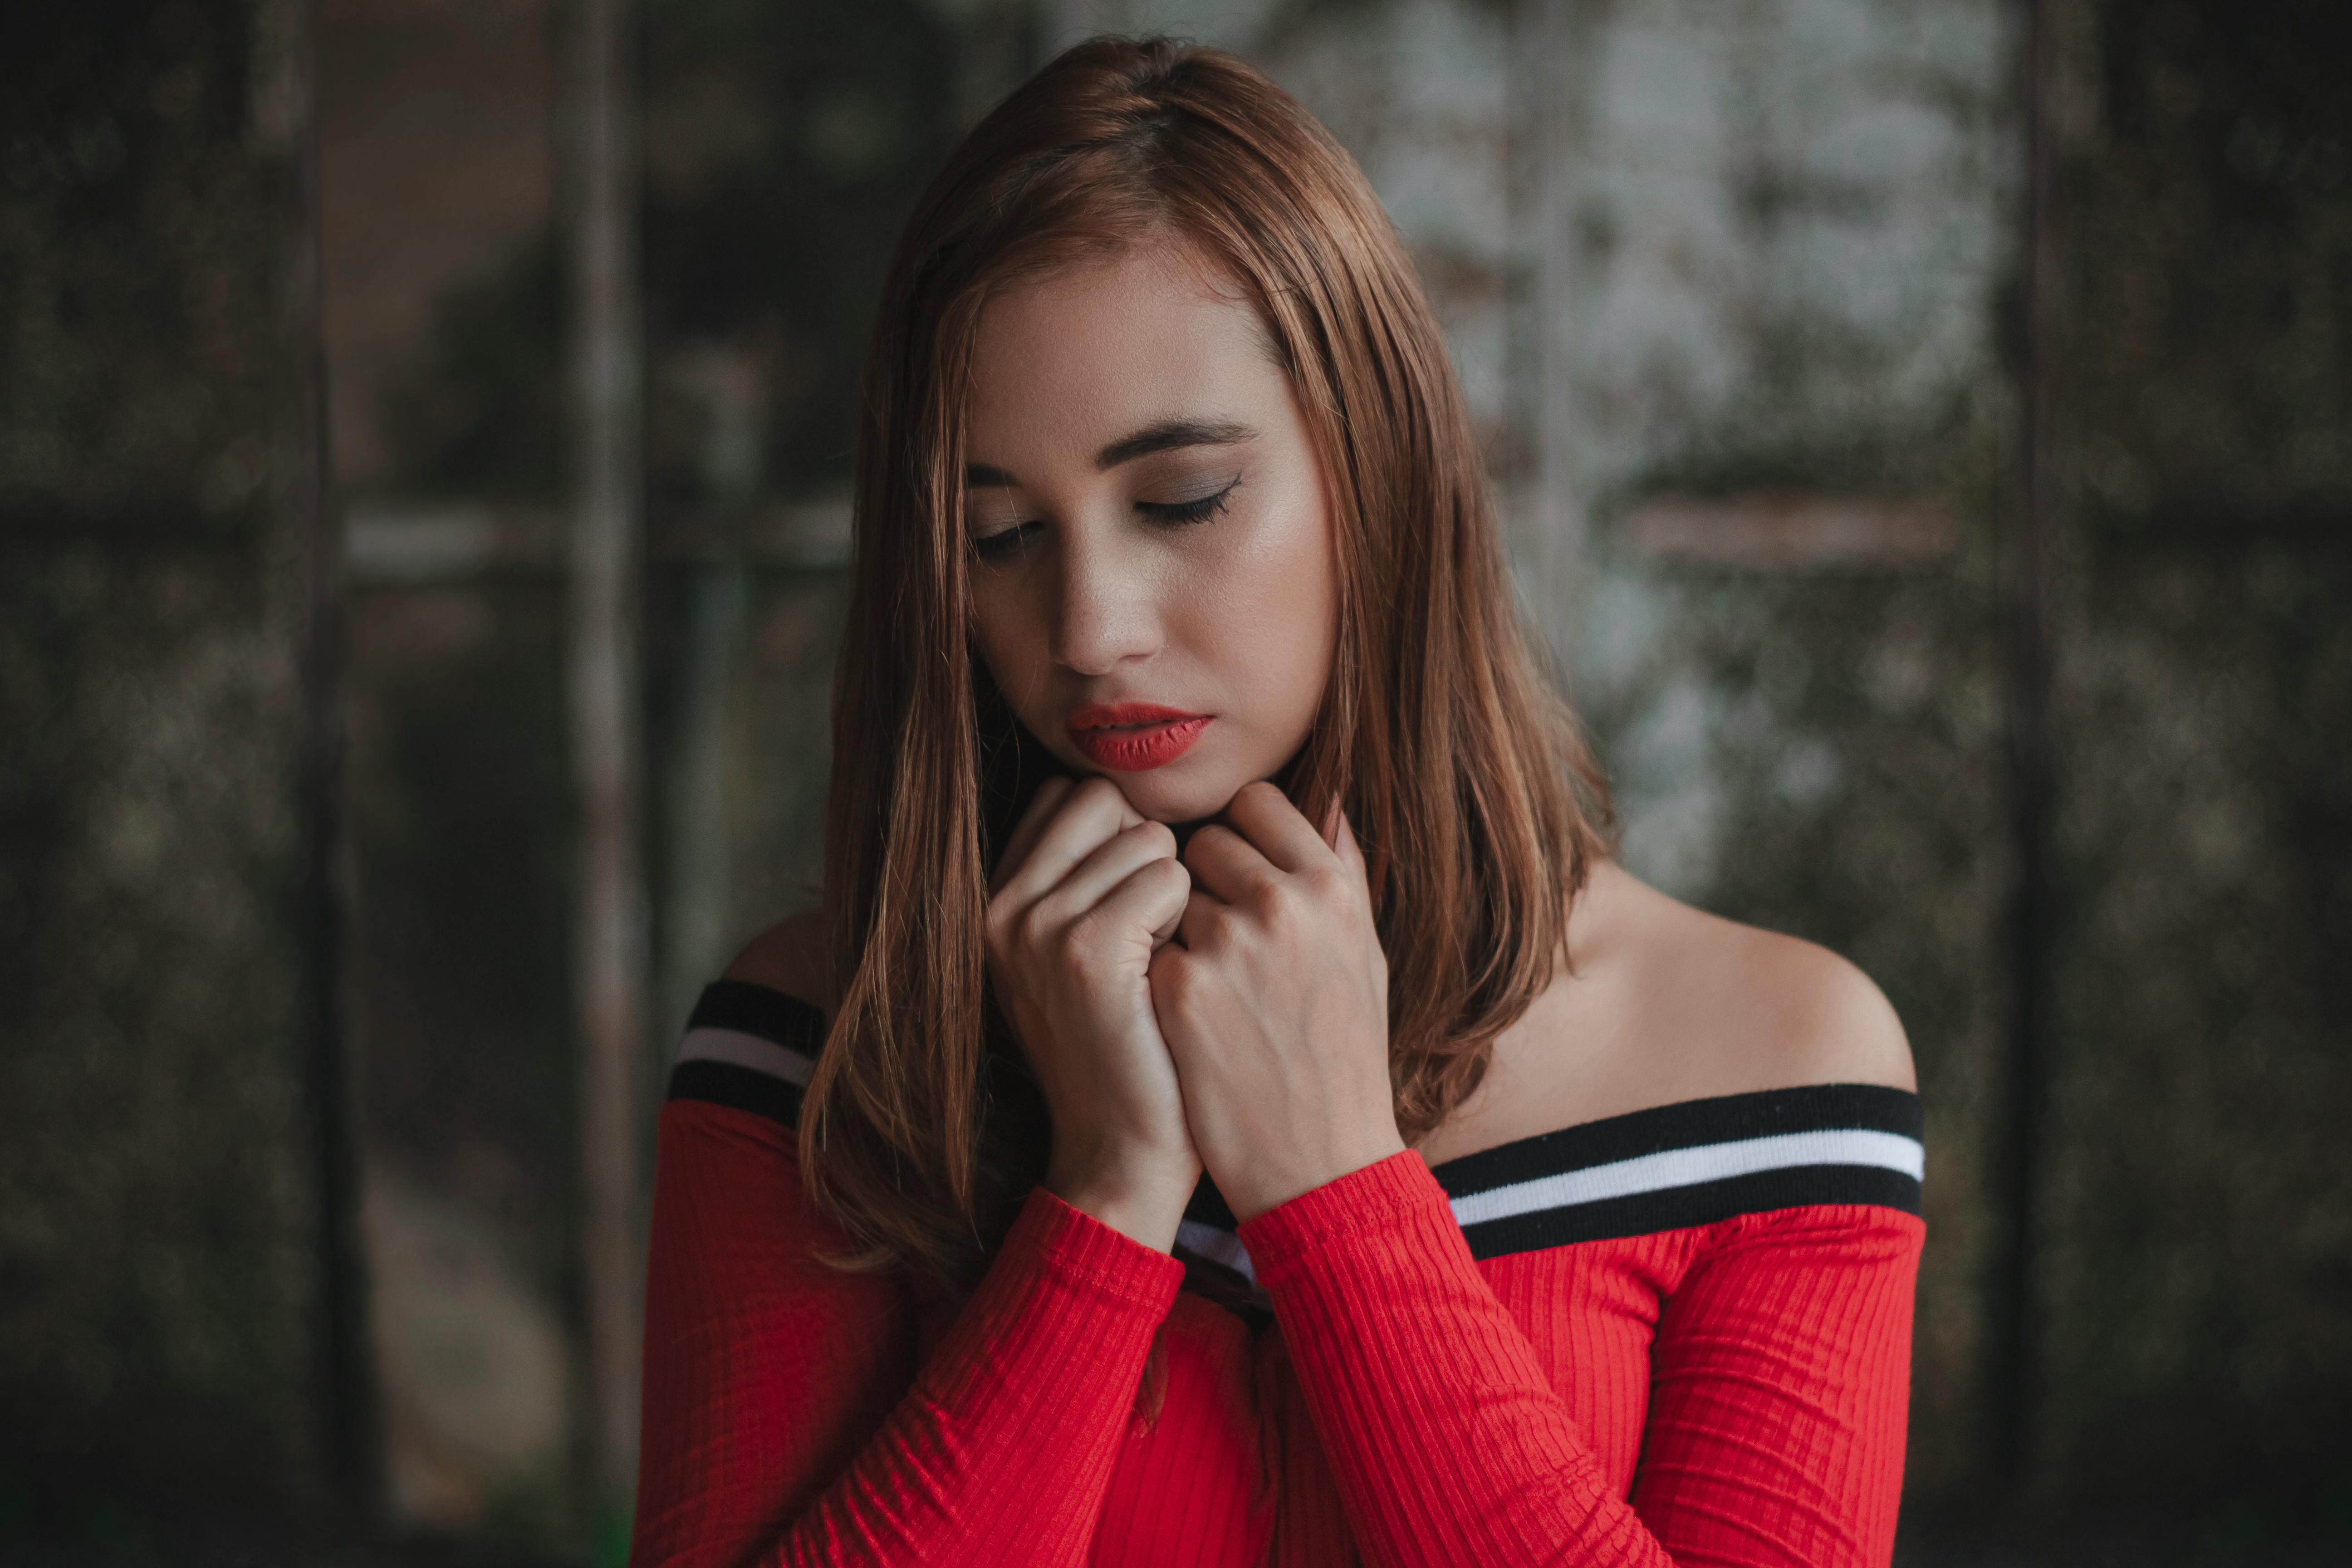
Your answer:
[1174,883,1225,952]
[1181,820,1279,907]
[1333,807,1368,892]
[1081,855,1194,952]
[1032,818,1179,927]
[995,777,1143,908]
[1147,882,1187,950]
[989,774,1075,897]
[1222,779,1334,874]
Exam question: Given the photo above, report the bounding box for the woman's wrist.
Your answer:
[1218,1128,1410,1224]
[1045,1150,1197,1254]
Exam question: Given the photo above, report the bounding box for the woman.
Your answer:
[634,35,1922,1568]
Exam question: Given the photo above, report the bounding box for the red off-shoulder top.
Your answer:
[631,979,1925,1568]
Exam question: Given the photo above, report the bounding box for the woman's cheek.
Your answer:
[1253,514,1338,700]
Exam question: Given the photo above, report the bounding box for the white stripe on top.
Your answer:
[676,1025,815,1088]
[675,1037,1922,1284]
[1181,1128,1923,1284]
[1446,1128,1924,1228]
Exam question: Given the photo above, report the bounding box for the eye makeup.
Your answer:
[969,474,1243,561]
[972,520,1039,561]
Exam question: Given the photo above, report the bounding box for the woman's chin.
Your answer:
[1117,771,1240,828]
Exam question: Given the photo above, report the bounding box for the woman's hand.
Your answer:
[1148,782,1405,1222]
[985,774,1201,1250]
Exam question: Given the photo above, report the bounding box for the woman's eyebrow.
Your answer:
[961,418,1256,489]
[1094,418,1255,470]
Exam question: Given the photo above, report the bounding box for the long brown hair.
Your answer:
[805,36,1612,1295]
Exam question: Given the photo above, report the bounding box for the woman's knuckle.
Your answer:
[1063,903,1112,948]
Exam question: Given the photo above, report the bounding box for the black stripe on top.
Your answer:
[669,1058,808,1127]
[685,979,826,1049]
[1438,1083,1923,1254]
[667,978,1925,1264]
[1451,1162,1922,1258]
[666,980,825,1127]
[1181,1083,1923,1262]
[1428,1082,1921,1195]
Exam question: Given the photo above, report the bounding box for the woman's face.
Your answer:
[963,241,1340,825]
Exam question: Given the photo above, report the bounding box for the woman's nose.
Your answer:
[1049,534,1161,676]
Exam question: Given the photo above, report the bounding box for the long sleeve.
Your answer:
[1235,1150,1922,1568]
[631,1098,1186,1568]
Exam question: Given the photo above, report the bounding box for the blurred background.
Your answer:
[2,0,2347,1562]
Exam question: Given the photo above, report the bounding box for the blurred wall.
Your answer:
[1509,0,2018,1499]
[2033,0,2352,1504]
[320,0,577,1531]
[0,0,340,1521]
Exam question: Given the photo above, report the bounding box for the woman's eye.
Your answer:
[971,478,1240,560]
[972,521,1040,561]
[1137,476,1240,527]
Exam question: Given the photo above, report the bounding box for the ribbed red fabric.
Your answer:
[632,1103,1923,1568]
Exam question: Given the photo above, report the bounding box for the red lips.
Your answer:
[1066,701,1212,772]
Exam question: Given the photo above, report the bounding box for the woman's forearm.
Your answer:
[1239,1151,1668,1568]
[633,1107,1185,1568]
[1236,1151,1919,1568]
[764,1188,1180,1567]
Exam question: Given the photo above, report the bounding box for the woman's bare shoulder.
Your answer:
[1419,862,1914,1166]
[722,908,837,1015]
[1594,862,1916,1096]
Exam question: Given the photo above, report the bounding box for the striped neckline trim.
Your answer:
[665,980,1924,1270]
[1191,1081,1921,1284]
[665,979,822,1128]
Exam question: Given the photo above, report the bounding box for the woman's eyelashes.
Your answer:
[1137,475,1242,526]
[972,520,1039,561]
[970,475,1242,561]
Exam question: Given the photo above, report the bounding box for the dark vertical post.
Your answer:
[1995,0,2067,1498]
[658,349,764,1046]
[270,0,375,1515]
[566,0,650,1502]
